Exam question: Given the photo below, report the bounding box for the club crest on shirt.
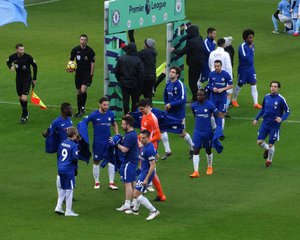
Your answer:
[204,109,208,112]
[76,55,81,61]
[275,101,278,105]
[108,117,111,121]
[221,78,225,81]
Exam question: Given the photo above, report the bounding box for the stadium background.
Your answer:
[0,0,299,239]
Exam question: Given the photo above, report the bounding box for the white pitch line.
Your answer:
[25,0,61,7]
[1,100,299,124]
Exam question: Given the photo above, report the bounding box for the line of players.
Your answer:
[271,0,300,36]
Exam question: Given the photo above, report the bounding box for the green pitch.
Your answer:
[0,0,299,239]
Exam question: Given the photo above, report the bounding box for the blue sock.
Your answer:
[272,15,278,32]
[296,19,300,33]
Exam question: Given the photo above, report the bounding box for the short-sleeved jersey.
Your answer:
[208,70,233,98]
[163,79,186,119]
[255,93,290,126]
[238,42,255,70]
[70,45,95,74]
[50,116,73,143]
[57,139,78,174]
[83,110,115,142]
[191,100,219,135]
[139,142,156,175]
[278,0,291,17]
[121,130,139,164]
[141,112,161,149]
[6,53,37,80]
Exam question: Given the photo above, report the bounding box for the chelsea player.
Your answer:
[232,29,262,109]
[55,127,79,217]
[208,60,233,130]
[125,130,160,221]
[190,89,220,177]
[81,97,119,189]
[116,115,139,212]
[161,67,194,160]
[253,81,290,167]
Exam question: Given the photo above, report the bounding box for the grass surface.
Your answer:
[0,0,299,239]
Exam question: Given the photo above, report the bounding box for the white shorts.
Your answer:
[278,14,292,28]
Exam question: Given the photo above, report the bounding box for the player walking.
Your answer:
[138,99,166,201]
[190,89,220,177]
[125,130,160,221]
[232,29,262,109]
[161,67,194,160]
[69,34,95,117]
[7,43,37,123]
[253,81,290,167]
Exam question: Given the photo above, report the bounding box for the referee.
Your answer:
[69,34,95,117]
[7,44,37,123]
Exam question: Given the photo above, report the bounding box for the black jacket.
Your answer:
[138,47,157,81]
[174,25,204,67]
[114,43,144,89]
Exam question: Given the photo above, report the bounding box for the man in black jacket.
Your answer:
[114,43,144,114]
[171,25,204,102]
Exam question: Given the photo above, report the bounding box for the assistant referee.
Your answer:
[7,43,37,123]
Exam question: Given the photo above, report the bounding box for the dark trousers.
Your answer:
[142,79,156,100]
[188,66,202,102]
[121,87,140,114]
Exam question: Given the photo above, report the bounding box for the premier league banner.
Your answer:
[107,0,185,34]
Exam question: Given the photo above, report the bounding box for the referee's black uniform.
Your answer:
[7,53,37,121]
[70,45,95,115]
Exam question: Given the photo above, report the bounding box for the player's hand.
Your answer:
[170,47,175,52]
[253,120,258,125]
[42,130,49,138]
[275,117,282,123]
[10,66,15,72]
[213,87,218,93]
[290,9,293,13]
[165,103,171,110]
[32,80,37,89]
[142,179,148,186]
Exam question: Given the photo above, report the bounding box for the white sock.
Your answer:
[108,163,115,184]
[206,153,213,167]
[93,164,100,183]
[268,146,275,161]
[259,141,269,150]
[211,116,217,129]
[124,200,131,209]
[161,132,171,153]
[233,85,241,100]
[184,133,194,149]
[56,175,61,195]
[65,190,73,213]
[193,155,200,172]
[137,195,156,212]
[251,85,258,105]
[221,118,225,130]
[56,189,66,210]
[132,198,140,211]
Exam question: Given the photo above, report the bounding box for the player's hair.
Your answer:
[197,89,206,95]
[270,81,281,88]
[141,129,151,138]
[61,102,71,112]
[207,27,216,35]
[242,29,255,40]
[67,127,78,138]
[138,98,152,107]
[15,43,23,49]
[122,115,134,127]
[214,60,222,66]
[80,34,88,39]
[217,38,225,47]
[99,96,109,104]
[170,66,181,77]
